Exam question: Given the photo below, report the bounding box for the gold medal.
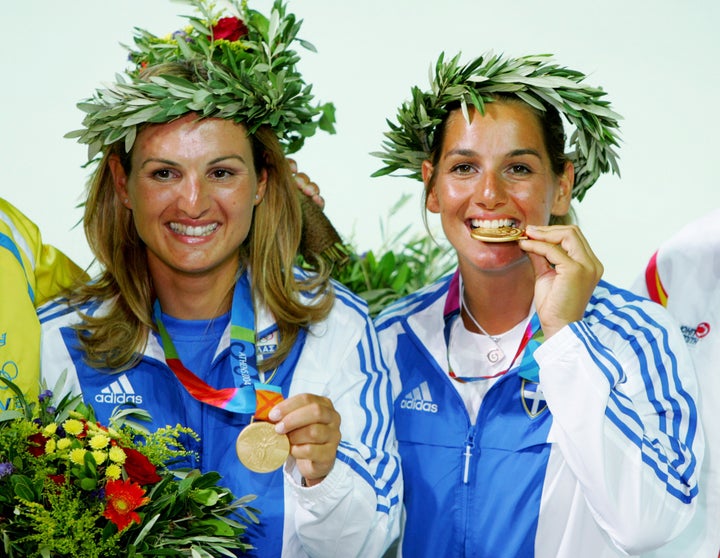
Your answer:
[470,226,526,243]
[235,421,290,473]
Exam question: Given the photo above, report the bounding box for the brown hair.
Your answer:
[72,61,333,372]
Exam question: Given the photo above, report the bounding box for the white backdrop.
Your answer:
[1,1,718,287]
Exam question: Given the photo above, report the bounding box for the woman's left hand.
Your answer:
[518,224,603,338]
[268,393,341,486]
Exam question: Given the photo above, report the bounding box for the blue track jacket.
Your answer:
[376,273,702,558]
[40,276,401,557]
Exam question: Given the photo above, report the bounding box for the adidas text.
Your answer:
[400,399,438,413]
[95,393,143,405]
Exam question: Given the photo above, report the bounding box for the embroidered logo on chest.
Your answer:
[94,373,143,406]
[680,322,710,346]
[521,379,547,418]
[257,331,279,356]
[400,381,439,413]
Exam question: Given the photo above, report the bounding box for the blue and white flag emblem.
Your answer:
[521,379,548,418]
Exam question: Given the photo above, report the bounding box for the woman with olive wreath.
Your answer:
[373,53,702,558]
[39,1,401,556]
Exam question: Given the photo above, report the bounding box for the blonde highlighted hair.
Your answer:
[72,62,333,373]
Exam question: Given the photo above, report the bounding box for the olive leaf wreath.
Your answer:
[66,0,335,161]
[373,52,621,200]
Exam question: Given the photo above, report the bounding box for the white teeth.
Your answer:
[169,222,219,237]
[470,218,515,229]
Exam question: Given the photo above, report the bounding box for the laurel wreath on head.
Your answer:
[65,0,336,161]
[372,52,622,200]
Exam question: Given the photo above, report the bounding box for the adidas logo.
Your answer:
[94,374,143,405]
[400,381,438,413]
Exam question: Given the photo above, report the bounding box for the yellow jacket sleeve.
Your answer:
[0,198,86,408]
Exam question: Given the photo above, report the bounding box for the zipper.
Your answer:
[463,430,475,484]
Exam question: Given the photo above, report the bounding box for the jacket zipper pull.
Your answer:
[463,433,474,484]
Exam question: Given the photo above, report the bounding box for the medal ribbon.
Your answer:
[153,271,283,420]
[442,270,545,383]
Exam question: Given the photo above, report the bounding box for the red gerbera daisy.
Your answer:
[103,479,149,531]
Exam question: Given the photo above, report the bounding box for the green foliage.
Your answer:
[122,471,258,556]
[12,488,121,558]
[331,195,455,316]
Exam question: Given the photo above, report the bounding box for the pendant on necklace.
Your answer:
[486,346,505,364]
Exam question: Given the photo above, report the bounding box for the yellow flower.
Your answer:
[92,450,108,465]
[69,448,87,466]
[43,423,58,437]
[89,434,110,450]
[85,422,101,435]
[45,439,57,453]
[63,419,85,436]
[109,446,127,464]
[105,463,122,480]
[56,438,72,451]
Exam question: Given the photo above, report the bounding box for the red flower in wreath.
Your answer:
[123,447,162,485]
[211,17,248,41]
[103,479,149,531]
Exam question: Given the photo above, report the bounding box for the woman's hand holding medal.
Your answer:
[519,224,603,339]
[268,393,342,486]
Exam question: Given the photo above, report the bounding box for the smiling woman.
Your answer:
[423,102,574,289]
[108,115,267,318]
[374,51,703,558]
[36,2,401,556]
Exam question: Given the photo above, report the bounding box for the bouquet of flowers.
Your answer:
[0,375,258,557]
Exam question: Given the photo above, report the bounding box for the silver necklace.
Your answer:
[459,278,505,364]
